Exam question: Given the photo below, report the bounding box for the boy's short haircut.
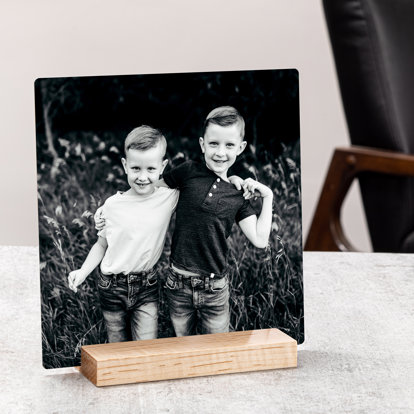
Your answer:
[202,106,245,139]
[124,125,167,156]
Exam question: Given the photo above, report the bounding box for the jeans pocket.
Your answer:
[98,273,112,290]
[210,275,228,292]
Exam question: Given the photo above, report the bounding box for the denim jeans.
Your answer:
[164,267,230,336]
[97,270,158,342]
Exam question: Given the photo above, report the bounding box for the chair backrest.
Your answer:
[323,0,414,252]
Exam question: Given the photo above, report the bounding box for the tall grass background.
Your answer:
[36,71,303,368]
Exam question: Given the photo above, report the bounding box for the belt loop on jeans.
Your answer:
[204,276,209,290]
[112,275,118,287]
[178,274,183,289]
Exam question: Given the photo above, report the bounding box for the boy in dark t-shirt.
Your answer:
[158,106,273,336]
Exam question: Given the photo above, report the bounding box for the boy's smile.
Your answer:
[122,145,168,196]
[199,123,246,180]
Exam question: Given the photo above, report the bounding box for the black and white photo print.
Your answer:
[35,69,303,368]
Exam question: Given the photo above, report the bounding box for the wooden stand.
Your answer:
[80,328,297,386]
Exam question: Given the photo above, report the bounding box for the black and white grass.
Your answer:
[35,69,303,369]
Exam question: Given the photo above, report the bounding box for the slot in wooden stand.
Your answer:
[80,328,297,386]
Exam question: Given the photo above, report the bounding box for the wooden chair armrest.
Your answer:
[304,146,414,252]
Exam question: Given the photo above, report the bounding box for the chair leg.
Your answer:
[305,148,358,251]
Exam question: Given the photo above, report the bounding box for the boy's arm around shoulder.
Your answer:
[158,160,193,189]
[238,178,273,249]
[68,236,108,292]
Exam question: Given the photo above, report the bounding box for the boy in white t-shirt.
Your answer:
[68,126,179,342]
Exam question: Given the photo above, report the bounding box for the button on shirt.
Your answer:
[162,160,256,276]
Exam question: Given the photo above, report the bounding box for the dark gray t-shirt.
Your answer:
[163,160,256,277]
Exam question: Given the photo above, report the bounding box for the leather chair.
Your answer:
[305,0,414,252]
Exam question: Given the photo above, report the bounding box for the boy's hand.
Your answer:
[68,269,87,293]
[228,175,244,191]
[228,175,255,199]
[242,178,273,199]
[94,206,105,231]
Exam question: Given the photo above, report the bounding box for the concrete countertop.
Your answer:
[1,247,413,413]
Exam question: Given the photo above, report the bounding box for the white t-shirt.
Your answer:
[98,187,179,275]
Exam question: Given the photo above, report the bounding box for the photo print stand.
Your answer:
[80,328,297,386]
[36,70,304,377]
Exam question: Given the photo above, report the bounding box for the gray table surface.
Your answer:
[1,246,413,413]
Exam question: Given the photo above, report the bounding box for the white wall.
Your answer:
[0,0,371,250]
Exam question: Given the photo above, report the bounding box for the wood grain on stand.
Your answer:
[80,328,297,386]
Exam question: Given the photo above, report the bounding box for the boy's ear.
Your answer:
[160,158,168,174]
[199,137,205,153]
[237,140,247,155]
[121,157,128,174]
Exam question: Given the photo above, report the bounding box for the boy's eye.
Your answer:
[148,167,156,171]
[209,142,218,147]
[227,143,235,148]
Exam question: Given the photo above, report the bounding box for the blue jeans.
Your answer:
[97,270,158,342]
[164,267,230,336]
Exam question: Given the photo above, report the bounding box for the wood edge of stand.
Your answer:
[80,329,297,387]
[80,349,98,385]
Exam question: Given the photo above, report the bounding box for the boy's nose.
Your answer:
[137,172,147,181]
[215,146,225,156]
